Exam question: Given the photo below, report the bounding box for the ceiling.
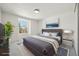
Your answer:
[0,3,75,20]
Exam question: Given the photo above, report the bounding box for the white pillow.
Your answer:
[43,32,49,36]
[51,35,61,41]
[50,32,58,36]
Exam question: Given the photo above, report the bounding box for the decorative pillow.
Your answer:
[43,32,49,36]
[42,32,61,37]
[57,32,62,36]
[49,32,58,37]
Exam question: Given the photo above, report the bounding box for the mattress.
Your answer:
[23,35,59,56]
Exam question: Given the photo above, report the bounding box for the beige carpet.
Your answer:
[9,39,34,56]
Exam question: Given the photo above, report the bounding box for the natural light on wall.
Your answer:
[18,18,31,34]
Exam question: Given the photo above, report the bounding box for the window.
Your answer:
[18,18,30,33]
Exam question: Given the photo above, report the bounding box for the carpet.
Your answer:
[57,47,69,56]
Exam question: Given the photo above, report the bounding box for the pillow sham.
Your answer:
[42,32,61,37]
[43,32,49,36]
[50,32,58,36]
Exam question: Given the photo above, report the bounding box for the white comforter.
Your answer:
[31,35,59,54]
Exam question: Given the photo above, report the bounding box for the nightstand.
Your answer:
[63,30,74,47]
[63,39,73,47]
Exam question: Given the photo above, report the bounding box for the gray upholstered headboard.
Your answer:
[42,29,63,33]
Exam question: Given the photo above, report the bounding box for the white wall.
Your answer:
[39,12,76,31]
[31,20,39,35]
[39,12,75,29]
[38,12,78,55]
[1,11,39,43]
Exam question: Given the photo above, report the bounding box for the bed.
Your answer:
[23,29,63,56]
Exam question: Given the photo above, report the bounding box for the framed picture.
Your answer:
[46,23,59,28]
[46,17,59,28]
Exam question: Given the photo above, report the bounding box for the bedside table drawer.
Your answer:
[63,40,73,47]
